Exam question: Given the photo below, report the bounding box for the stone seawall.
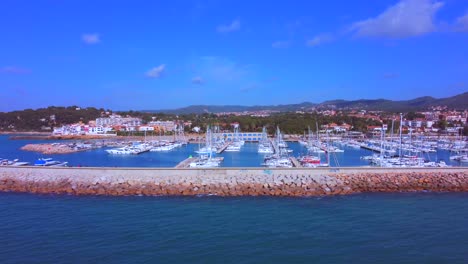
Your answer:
[1,167,467,197]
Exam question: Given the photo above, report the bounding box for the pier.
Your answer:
[216,142,231,154]
[289,157,302,168]
[175,157,197,168]
[360,144,382,153]
[311,142,328,153]
[270,139,279,154]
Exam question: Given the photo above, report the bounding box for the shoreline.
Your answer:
[0,131,50,136]
[1,167,467,197]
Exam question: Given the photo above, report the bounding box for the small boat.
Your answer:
[150,144,177,152]
[225,144,241,152]
[106,145,147,155]
[194,146,217,154]
[0,158,30,166]
[189,155,223,168]
[262,157,293,168]
[34,158,68,167]
[258,146,274,154]
[9,159,30,166]
[299,155,321,165]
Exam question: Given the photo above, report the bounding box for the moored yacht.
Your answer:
[34,158,68,167]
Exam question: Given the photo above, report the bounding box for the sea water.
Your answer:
[0,192,467,263]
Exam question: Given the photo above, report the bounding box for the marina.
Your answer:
[1,133,467,168]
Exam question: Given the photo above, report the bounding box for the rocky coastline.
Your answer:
[20,143,95,154]
[1,167,467,197]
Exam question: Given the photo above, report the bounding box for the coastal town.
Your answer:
[1,103,466,169]
[32,107,467,138]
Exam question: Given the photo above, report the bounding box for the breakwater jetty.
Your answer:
[21,143,97,154]
[1,167,467,197]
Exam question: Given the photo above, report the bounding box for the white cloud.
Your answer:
[350,0,444,38]
[146,64,166,78]
[272,41,290,48]
[192,76,204,85]
[82,33,101,44]
[307,34,333,47]
[454,13,468,32]
[0,66,31,74]
[217,19,241,33]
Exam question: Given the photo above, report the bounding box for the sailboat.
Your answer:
[262,127,293,168]
[225,123,243,152]
[190,126,223,168]
[298,126,329,167]
[258,127,274,154]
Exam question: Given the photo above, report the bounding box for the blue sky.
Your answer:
[1,0,468,111]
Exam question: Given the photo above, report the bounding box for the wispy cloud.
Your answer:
[454,13,468,32]
[383,72,399,79]
[217,19,241,33]
[198,56,249,82]
[192,76,204,85]
[307,34,333,47]
[146,64,166,78]
[82,33,101,44]
[272,41,290,48]
[0,66,31,75]
[350,0,444,39]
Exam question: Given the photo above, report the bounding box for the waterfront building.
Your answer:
[147,121,176,132]
[96,114,142,127]
[52,124,113,135]
[216,132,263,142]
[137,126,155,132]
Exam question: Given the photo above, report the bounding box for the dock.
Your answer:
[175,157,197,168]
[216,142,231,154]
[360,144,382,153]
[310,142,328,153]
[270,139,279,154]
[289,157,302,168]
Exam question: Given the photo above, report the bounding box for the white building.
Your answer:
[147,120,176,131]
[138,126,155,132]
[87,126,104,134]
[96,114,142,127]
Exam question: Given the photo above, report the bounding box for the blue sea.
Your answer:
[0,135,461,167]
[1,192,468,263]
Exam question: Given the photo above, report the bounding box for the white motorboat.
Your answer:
[225,144,241,152]
[34,158,68,167]
[1,158,30,166]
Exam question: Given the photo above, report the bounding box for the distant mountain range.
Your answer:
[147,92,468,114]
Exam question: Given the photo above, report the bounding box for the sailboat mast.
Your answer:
[380,125,384,167]
[391,118,394,143]
[399,113,403,160]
